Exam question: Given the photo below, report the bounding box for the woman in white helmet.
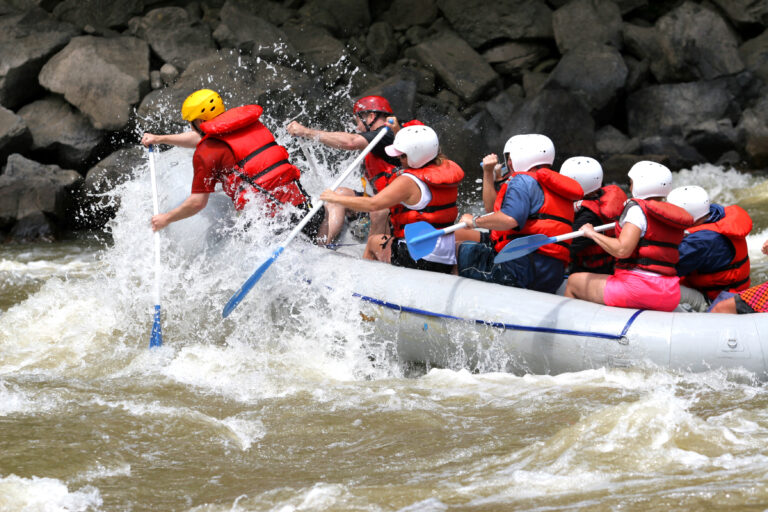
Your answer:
[320,124,465,273]
[454,134,584,293]
[560,156,627,275]
[564,161,695,311]
[667,185,753,306]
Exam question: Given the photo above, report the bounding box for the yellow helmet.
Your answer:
[181,89,225,122]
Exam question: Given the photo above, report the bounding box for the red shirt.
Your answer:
[190,139,236,194]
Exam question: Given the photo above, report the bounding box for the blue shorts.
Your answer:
[457,241,565,294]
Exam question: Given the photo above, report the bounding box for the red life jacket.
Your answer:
[362,120,424,194]
[490,168,583,263]
[572,185,628,271]
[681,205,752,299]
[614,199,694,276]
[388,159,464,238]
[199,105,307,211]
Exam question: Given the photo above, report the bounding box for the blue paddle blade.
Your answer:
[404,221,441,261]
[222,247,284,318]
[149,304,162,348]
[493,234,553,264]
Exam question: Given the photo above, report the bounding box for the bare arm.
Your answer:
[583,222,641,259]
[142,131,201,148]
[320,176,420,212]
[481,153,501,213]
[151,193,209,231]
[459,211,518,232]
[286,121,368,151]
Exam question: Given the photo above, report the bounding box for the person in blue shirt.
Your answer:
[455,134,583,293]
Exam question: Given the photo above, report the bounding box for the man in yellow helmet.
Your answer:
[149,89,327,241]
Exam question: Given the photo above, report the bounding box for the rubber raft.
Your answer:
[304,250,768,379]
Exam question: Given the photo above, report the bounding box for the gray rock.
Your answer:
[17,96,103,169]
[463,109,498,163]
[8,211,57,242]
[485,90,523,130]
[129,7,216,71]
[482,42,551,78]
[360,76,417,120]
[740,30,768,85]
[545,42,628,114]
[601,153,655,184]
[365,21,398,69]
[0,0,39,15]
[653,2,744,82]
[82,146,145,226]
[499,88,596,166]
[552,0,623,54]
[213,0,297,61]
[299,0,370,38]
[0,154,82,234]
[53,0,144,32]
[639,135,706,170]
[436,0,553,49]
[622,22,662,64]
[685,118,742,162]
[0,8,78,109]
[410,32,499,103]
[214,0,293,27]
[738,96,768,167]
[595,125,640,156]
[395,62,435,95]
[0,106,30,167]
[380,0,438,30]
[623,55,650,92]
[39,35,150,131]
[159,63,179,85]
[626,78,747,138]
[150,70,162,89]
[615,0,647,15]
[282,22,350,71]
[709,0,768,27]
[522,70,548,97]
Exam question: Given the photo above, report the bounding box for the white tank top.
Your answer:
[399,173,456,265]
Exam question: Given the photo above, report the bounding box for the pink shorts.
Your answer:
[603,268,680,311]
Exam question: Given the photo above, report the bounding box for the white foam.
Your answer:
[0,474,102,512]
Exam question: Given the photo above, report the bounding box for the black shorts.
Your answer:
[734,294,756,314]
[387,236,453,274]
[297,203,324,242]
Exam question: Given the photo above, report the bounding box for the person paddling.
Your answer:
[149,89,327,242]
[319,124,464,273]
[559,156,627,275]
[710,239,768,314]
[287,96,400,243]
[667,185,752,309]
[564,161,694,311]
[455,134,583,293]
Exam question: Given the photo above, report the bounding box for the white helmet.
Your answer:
[385,125,439,168]
[667,185,710,222]
[627,161,672,199]
[560,156,603,195]
[503,134,555,173]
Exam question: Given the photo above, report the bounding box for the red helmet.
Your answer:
[353,95,393,115]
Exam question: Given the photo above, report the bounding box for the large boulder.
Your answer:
[552,0,623,54]
[18,95,103,169]
[740,30,768,85]
[0,154,82,240]
[52,0,144,32]
[82,146,145,226]
[0,106,30,167]
[213,0,297,61]
[379,0,438,30]
[626,77,751,138]
[544,42,628,115]
[129,7,217,71]
[482,42,551,78]
[38,35,150,131]
[436,0,553,49]
[409,32,499,103]
[360,76,417,120]
[298,0,370,38]
[0,8,78,109]
[739,96,768,167]
[709,0,768,27]
[499,88,596,166]
[281,22,350,72]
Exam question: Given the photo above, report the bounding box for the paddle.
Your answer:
[148,145,163,348]
[404,212,494,261]
[222,126,390,318]
[494,223,614,264]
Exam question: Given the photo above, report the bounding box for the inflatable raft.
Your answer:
[303,250,768,379]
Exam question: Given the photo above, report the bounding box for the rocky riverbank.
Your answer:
[1,0,768,241]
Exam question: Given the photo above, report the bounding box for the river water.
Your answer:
[3,145,768,511]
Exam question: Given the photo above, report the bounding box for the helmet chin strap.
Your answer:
[358,112,378,132]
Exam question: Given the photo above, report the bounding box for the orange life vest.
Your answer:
[614,199,694,276]
[572,185,628,271]
[681,205,752,299]
[199,105,307,211]
[490,168,583,263]
[388,159,465,238]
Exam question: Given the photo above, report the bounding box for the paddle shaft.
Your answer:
[148,146,161,306]
[409,212,494,245]
[554,222,614,243]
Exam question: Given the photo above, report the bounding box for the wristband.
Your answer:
[472,216,479,229]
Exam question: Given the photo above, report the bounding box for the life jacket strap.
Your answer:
[528,212,572,225]
[236,141,278,168]
[695,256,749,275]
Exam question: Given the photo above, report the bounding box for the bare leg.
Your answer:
[364,234,393,262]
[564,272,609,304]
[454,227,481,243]
[322,186,355,244]
[710,297,738,314]
[369,208,390,236]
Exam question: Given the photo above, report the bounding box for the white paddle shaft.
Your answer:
[148,146,161,306]
[555,222,614,242]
